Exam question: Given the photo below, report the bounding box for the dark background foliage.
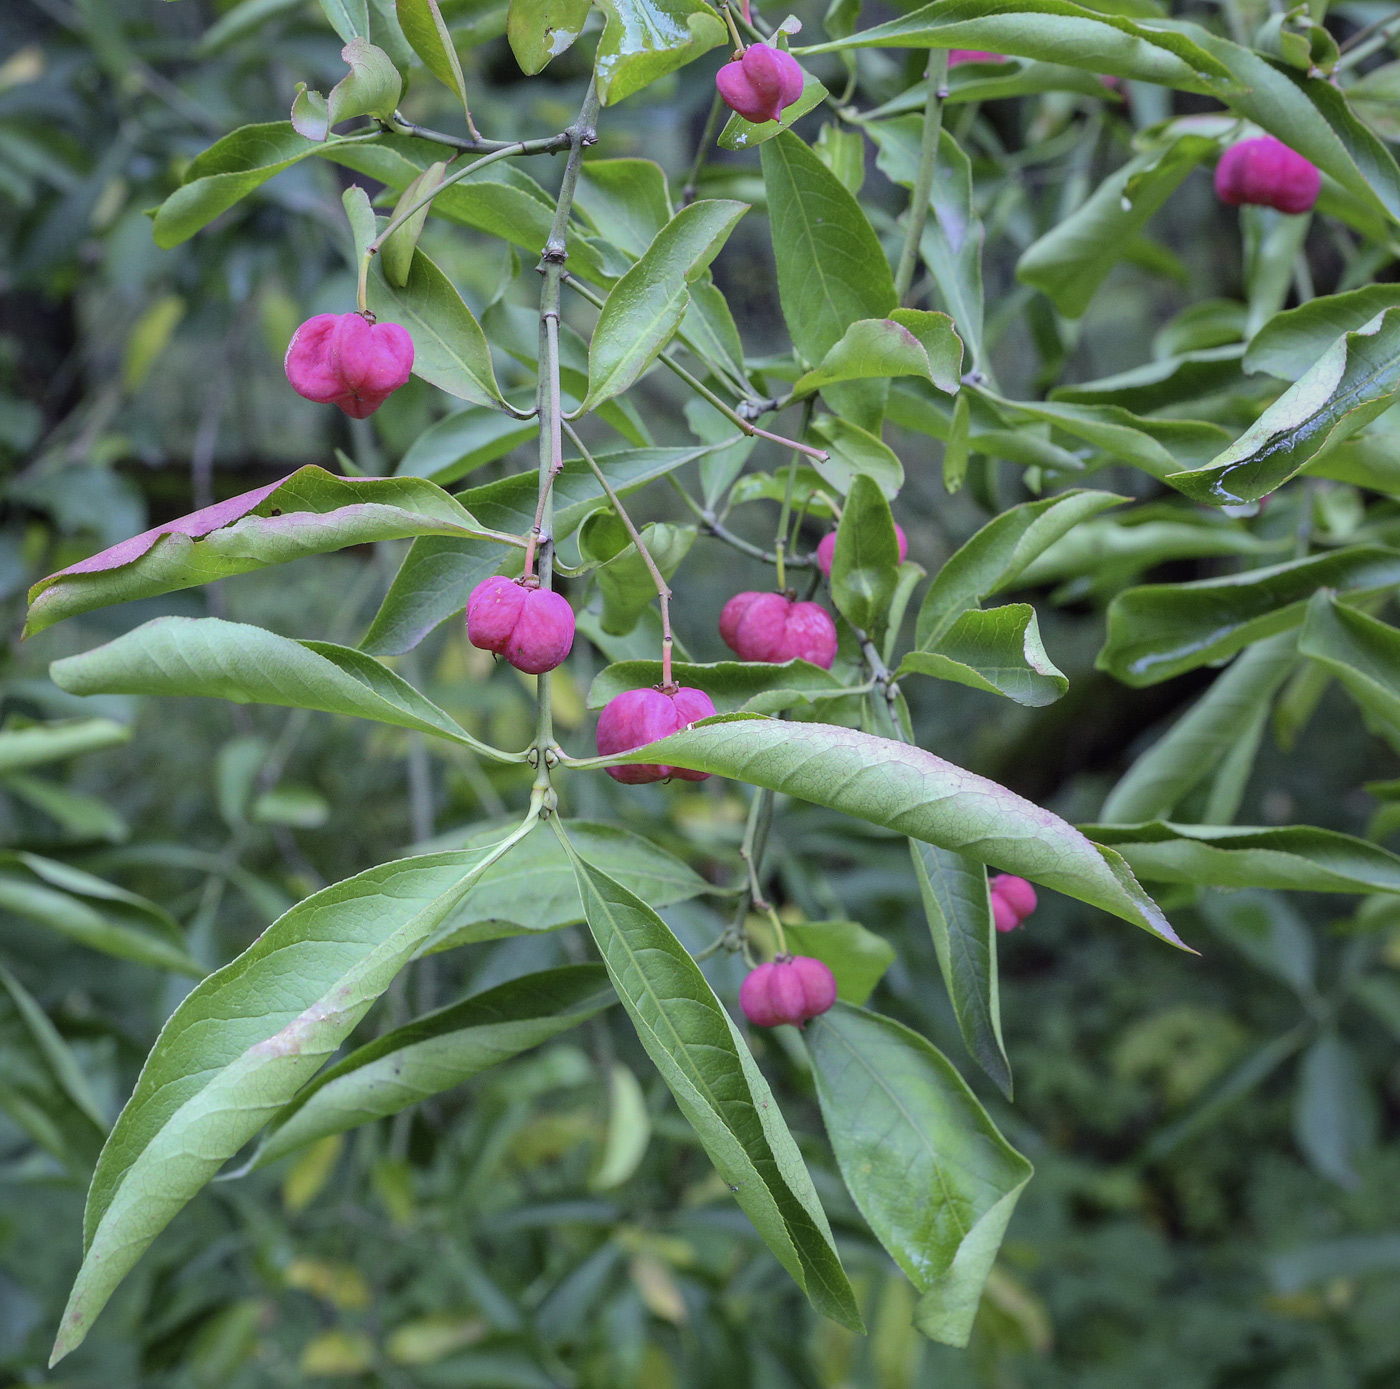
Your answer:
[4,1,1400,1385]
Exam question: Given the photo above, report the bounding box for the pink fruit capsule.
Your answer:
[990,873,1038,932]
[715,42,805,124]
[466,576,575,675]
[1214,136,1319,215]
[739,955,838,1028]
[815,523,909,578]
[284,312,414,419]
[719,591,838,669]
[596,685,717,784]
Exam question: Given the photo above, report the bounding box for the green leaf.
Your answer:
[394,406,536,486]
[0,852,202,977]
[779,920,895,1006]
[1080,820,1400,894]
[592,1063,652,1190]
[1293,1030,1375,1188]
[249,965,614,1167]
[0,962,107,1171]
[575,158,673,259]
[290,38,401,141]
[1096,546,1400,686]
[586,658,846,716]
[50,617,507,761]
[1297,590,1400,736]
[598,717,1182,946]
[556,825,863,1332]
[1199,890,1316,998]
[910,842,1010,1097]
[592,0,727,106]
[1052,345,1246,413]
[1099,633,1298,824]
[794,313,962,398]
[0,719,129,774]
[363,220,503,406]
[830,475,901,638]
[718,70,830,152]
[26,467,510,637]
[583,200,748,410]
[507,0,590,73]
[1245,286,1400,380]
[761,130,896,367]
[51,822,537,1365]
[421,820,712,953]
[899,604,1067,707]
[915,489,1125,647]
[318,0,369,43]
[593,523,695,636]
[807,414,904,498]
[397,0,471,114]
[361,443,717,655]
[1169,307,1400,505]
[806,1003,1032,1348]
[380,160,446,286]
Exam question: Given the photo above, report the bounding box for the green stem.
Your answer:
[681,90,726,206]
[893,49,949,304]
[773,397,815,589]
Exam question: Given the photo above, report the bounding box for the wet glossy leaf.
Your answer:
[593,0,727,106]
[507,0,591,73]
[807,1003,1032,1347]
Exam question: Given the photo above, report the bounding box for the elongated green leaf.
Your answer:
[900,604,1066,707]
[1298,590,1400,736]
[586,659,846,716]
[761,131,896,366]
[584,200,747,410]
[0,719,129,774]
[380,160,446,287]
[1018,136,1215,317]
[1245,287,1400,380]
[397,0,470,113]
[557,827,863,1331]
[575,158,672,259]
[1293,1029,1374,1188]
[251,965,613,1167]
[795,313,962,398]
[0,852,201,977]
[593,0,727,105]
[51,618,506,761]
[361,443,718,655]
[808,414,904,498]
[1081,821,1400,894]
[421,820,712,952]
[910,843,1009,1097]
[1170,308,1400,505]
[0,963,107,1170]
[592,1063,652,1190]
[395,406,536,486]
[364,234,503,406]
[1050,345,1246,414]
[1097,546,1400,687]
[597,717,1182,945]
[507,0,590,73]
[26,467,507,637]
[318,0,368,42]
[52,823,536,1365]
[830,475,900,638]
[1100,633,1297,824]
[806,1003,1032,1347]
[915,489,1125,647]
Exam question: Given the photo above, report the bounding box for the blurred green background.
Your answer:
[4,1,1400,1385]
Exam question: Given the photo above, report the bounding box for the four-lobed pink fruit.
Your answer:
[1214,136,1319,215]
[466,575,575,675]
[595,685,717,784]
[715,42,805,124]
[739,955,838,1027]
[284,312,414,418]
[990,873,1037,934]
[815,523,909,579]
[720,591,838,669]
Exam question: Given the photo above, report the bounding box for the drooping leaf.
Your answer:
[50,618,509,762]
[1051,345,1246,413]
[910,842,1009,1097]
[900,604,1067,707]
[250,965,614,1167]
[761,130,896,367]
[25,467,511,637]
[1169,307,1400,505]
[0,719,130,774]
[1096,546,1400,686]
[556,826,863,1332]
[592,523,695,636]
[583,200,748,410]
[1245,286,1400,379]
[291,38,401,141]
[595,717,1182,946]
[592,0,727,106]
[1099,633,1298,823]
[1297,589,1400,737]
[51,822,539,1365]
[806,1003,1032,1347]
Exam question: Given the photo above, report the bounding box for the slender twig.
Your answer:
[566,422,676,687]
[682,90,726,205]
[666,476,818,568]
[1337,13,1400,66]
[738,786,785,954]
[387,115,572,156]
[893,49,950,304]
[562,274,830,462]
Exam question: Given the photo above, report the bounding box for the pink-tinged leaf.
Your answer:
[593,715,1184,948]
[25,465,515,637]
